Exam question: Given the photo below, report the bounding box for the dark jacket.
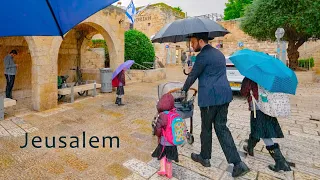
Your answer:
[240,77,259,111]
[182,45,233,107]
[154,93,175,137]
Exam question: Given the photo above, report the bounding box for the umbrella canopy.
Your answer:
[112,60,135,79]
[0,0,118,37]
[229,49,298,95]
[151,17,229,43]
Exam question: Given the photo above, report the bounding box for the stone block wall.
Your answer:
[0,37,32,99]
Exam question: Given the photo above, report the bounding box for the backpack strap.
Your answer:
[250,90,257,119]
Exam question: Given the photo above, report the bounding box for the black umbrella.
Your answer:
[151,17,230,43]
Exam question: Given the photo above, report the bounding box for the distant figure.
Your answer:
[181,52,187,67]
[4,50,18,99]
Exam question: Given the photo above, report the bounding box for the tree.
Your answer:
[173,6,183,12]
[125,30,155,69]
[240,0,320,70]
[224,0,253,20]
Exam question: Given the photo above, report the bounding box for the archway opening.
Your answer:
[0,37,32,111]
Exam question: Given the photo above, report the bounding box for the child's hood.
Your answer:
[157,93,175,113]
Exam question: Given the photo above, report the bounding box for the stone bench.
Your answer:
[58,81,101,103]
[0,97,17,120]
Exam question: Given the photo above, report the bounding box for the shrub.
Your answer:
[125,29,155,69]
[298,57,315,69]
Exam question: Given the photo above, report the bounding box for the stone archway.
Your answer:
[0,37,35,110]
[28,9,125,111]
[57,21,119,85]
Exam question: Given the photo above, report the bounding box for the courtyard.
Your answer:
[1,66,320,179]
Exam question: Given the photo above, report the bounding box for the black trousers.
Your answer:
[200,103,241,164]
[5,74,15,99]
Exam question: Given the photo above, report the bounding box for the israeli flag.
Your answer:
[125,0,136,24]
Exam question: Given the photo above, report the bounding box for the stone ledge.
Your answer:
[296,71,316,83]
[127,68,166,83]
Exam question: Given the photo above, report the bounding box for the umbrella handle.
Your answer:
[183,69,190,75]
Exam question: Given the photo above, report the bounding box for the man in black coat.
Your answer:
[182,33,249,177]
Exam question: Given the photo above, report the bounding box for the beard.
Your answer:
[194,44,202,52]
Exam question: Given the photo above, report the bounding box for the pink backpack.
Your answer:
[162,109,187,146]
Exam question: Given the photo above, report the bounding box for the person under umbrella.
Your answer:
[112,60,134,106]
[240,77,292,172]
[113,70,125,106]
[181,32,250,177]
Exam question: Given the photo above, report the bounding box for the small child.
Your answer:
[152,93,179,178]
[113,70,125,106]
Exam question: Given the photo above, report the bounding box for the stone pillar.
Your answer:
[31,37,60,111]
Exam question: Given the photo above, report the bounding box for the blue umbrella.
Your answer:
[112,60,135,79]
[0,0,118,37]
[229,49,298,95]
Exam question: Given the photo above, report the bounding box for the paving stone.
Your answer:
[295,164,320,177]
[220,170,258,180]
[171,163,211,180]
[123,158,157,178]
[294,171,320,180]
[18,123,34,130]
[24,127,39,133]
[176,155,224,180]
[123,173,146,180]
[0,120,19,130]
[105,163,132,179]
[10,117,26,125]
[0,125,10,137]
[290,130,320,142]
[149,173,178,180]
[303,127,319,136]
[7,128,26,137]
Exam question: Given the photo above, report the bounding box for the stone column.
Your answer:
[31,37,60,111]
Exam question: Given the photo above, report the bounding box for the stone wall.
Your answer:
[0,37,32,99]
[212,20,278,56]
[134,4,187,66]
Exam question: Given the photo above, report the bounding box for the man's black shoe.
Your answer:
[232,161,250,177]
[191,153,211,167]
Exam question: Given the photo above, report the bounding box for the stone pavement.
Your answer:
[0,66,320,179]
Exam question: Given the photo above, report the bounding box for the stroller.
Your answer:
[152,82,198,145]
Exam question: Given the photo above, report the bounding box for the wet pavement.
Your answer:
[1,66,320,179]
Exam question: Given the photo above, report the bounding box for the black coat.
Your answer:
[182,45,232,107]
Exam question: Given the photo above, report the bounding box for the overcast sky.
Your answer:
[114,0,228,17]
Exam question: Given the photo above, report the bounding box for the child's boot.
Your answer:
[243,136,260,156]
[118,98,125,106]
[157,157,166,176]
[267,143,291,172]
[166,160,173,178]
[115,97,120,104]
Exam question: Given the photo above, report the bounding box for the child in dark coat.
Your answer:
[240,77,291,172]
[152,93,178,178]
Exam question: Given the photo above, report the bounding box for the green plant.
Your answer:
[90,39,110,67]
[125,30,155,69]
[173,6,183,12]
[224,0,253,20]
[240,0,320,70]
[298,57,315,69]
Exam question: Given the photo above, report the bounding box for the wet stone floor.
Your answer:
[1,66,320,180]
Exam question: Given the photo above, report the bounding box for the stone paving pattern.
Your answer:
[0,67,320,179]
